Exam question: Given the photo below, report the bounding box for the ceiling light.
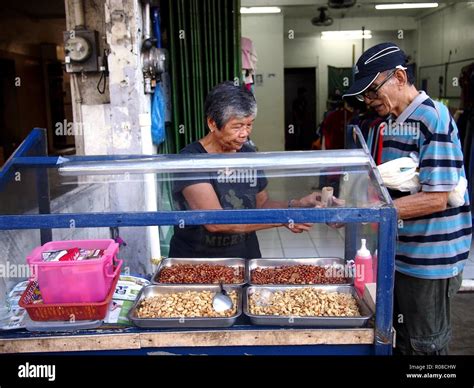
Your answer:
[375,3,438,10]
[321,30,372,40]
[240,7,281,14]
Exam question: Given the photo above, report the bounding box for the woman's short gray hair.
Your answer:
[204,81,257,130]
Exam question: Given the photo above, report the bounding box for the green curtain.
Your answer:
[327,65,353,99]
[160,0,241,154]
[157,0,241,256]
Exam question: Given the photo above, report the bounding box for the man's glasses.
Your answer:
[356,69,397,102]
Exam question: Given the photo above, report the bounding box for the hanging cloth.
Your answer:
[241,37,258,71]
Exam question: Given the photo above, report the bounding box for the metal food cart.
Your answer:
[0,128,396,355]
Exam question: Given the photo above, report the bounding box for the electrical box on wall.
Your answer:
[63,29,100,73]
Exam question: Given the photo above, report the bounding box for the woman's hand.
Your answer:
[284,222,313,233]
[292,192,346,208]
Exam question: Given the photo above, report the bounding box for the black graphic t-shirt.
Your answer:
[169,141,268,259]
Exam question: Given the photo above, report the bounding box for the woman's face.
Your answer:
[209,116,255,152]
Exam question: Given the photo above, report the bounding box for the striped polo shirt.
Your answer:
[382,91,472,279]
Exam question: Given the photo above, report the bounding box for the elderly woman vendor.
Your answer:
[169,81,328,259]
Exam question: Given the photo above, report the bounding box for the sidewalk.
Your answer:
[461,240,474,290]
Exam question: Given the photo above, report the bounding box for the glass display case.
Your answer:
[0,128,397,355]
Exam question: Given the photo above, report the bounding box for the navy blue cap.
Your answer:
[343,42,407,99]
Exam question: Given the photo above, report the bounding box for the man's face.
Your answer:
[363,70,399,117]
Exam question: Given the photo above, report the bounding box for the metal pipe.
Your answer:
[143,1,151,40]
[418,57,474,70]
[72,0,85,28]
[139,113,161,264]
[59,149,371,176]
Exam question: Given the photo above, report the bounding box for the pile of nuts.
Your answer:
[157,264,244,284]
[248,288,360,317]
[136,290,238,318]
[250,265,348,285]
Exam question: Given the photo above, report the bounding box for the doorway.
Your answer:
[284,67,316,151]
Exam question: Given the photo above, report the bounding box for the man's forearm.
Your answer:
[393,191,449,220]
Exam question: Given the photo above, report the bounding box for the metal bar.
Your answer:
[347,125,393,205]
[58,149,371,175]
[374,206,397,355]
[12,156,66,167]
[203,0,211,93]
[418,57,474,70]
[191,0,202,140]
[0,208,383,230]
[344,223,359,262]
[234,0,241,80]
[211,0,217,86]
[34,134,52,244]
[195,1,205,139]
[181,0,191,146]
[223,0,228,80]
[168,0,181,153]
[217,0,222,81]
[0,128,44,186]
[188,0,196,143]
[176,0,187,148]
[208,0,215,90]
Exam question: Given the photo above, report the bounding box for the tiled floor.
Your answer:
[257,226,474,280]
[257,224,345,259]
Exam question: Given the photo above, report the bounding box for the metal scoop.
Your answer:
[212,283,233,312]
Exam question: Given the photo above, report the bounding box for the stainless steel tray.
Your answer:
[128,284,242,328]
[152,257,247,286]
[243,285,372,327]
[247,257,352,285]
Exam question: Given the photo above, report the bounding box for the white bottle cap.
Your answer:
[357,239,371,258]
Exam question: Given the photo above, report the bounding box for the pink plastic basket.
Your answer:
[27,239,121,304]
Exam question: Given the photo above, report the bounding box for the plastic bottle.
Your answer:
[354,239,373,297]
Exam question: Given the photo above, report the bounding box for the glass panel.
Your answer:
[0,149,390,215]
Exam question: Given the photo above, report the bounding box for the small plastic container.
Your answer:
[19,268,121,322]
[27,239,121,304]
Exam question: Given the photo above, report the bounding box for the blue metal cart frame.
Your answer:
[0,128,397,355]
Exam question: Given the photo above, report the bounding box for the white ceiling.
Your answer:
[242,0,457,19]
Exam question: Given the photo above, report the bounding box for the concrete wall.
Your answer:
[416,2,474,106]
[241,15,285,151]
[58,0,158,275]
[64,0,111,156]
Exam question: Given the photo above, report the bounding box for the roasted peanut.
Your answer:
[136,290,238,318]
[251,264,348,285]
[158,264,244,284]
[249,288,360,317]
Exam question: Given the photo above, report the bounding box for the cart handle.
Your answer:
[104,257,123,278]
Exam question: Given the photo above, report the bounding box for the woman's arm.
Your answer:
[182,183,282,233]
